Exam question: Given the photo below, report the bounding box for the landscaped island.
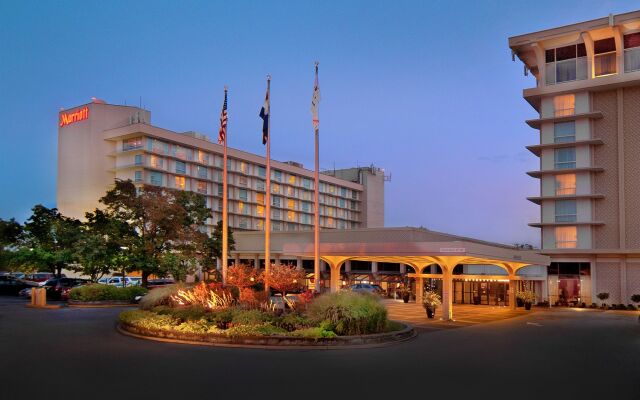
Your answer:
[117,269,414,347]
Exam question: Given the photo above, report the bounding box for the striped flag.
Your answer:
[218,89,228,144]
[259,85,270,145]
[310,64,320,130]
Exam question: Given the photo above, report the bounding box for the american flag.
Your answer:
[218,89,228,144]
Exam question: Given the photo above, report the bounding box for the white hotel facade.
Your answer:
[57,100,385,236]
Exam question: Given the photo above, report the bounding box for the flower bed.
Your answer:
[117,285,414,348]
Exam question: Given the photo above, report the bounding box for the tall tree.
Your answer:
[20,205,81,277]
[206,219,235,272]
[99,179,211,286]
[0,218,23,270]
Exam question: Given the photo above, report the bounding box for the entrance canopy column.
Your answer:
[441,268,453,321]
[322,256,350,293]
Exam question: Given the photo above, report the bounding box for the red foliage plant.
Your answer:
[263,264,307,297]
[227,264,261,288]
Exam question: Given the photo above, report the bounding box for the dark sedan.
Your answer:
[42,278,89,300]
[0,276,39,296]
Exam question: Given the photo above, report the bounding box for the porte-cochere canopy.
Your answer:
[232,227,550,321]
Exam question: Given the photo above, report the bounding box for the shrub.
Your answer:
[139,283,193,310]
[290,327,337,339]
[208,308,234,329]
[631,294,640,304]
[69,284,147,302]
[590,303,597,308]
[231,309,273,326]
[225,323,287,337]
[119,310,179,330]
[307,291,387,336]
[171,282,234,310]
[274,313,311,332]
[154,305,209,322]
[627,304,637,311]
[596,292,610,302]
[238,287,269,308]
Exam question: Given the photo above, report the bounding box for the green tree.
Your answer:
[0,218,23,270]
[205,219,235,273]
[99,179,211,286]
[20,205,81,277]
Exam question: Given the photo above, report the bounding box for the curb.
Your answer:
[68,301,137,308]
[117,321,417,350]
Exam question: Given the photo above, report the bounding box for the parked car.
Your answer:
[0,276,39,296]
[9,272,26,279]
[41,278,89,300]
[348,283,384,295]
[99,276,142,287]
[146,278,175,289]
[25,272,61,283]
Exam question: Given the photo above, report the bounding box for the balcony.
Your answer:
[528,221,604,228]
[525,111,603,129]
[527,166,604,178]
[526,193,605,205]
[526,139,604,156]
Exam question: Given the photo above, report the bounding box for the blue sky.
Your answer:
[0,0,637,246]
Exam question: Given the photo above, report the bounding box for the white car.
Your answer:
[100,277,142,287]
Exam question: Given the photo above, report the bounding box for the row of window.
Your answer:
[217,216,354,231]
[545,32,640,85]
[124,138,359,198]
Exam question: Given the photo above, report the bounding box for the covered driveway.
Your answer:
[232,227,550,321]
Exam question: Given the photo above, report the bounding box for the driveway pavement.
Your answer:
[1,297,639,399]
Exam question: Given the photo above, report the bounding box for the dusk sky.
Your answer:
[1,0,637,247]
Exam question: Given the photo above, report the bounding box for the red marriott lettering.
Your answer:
[59,107,89,127]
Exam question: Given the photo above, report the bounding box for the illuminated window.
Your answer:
[554,148,576,169]
[288,175,296,185]
[287,211,296,221]
[287,199,295,210]
[149,155,163,169]
[123,137,143,151]
[197,151,209,164]
[327,217,334,227]
[196,181,207,194]
[329,185,335,194]
[553,94,575,117]
[174,176,186,189]
[272,183,280,194]
[555,226,577,248]
[256,220,264,231]
[257,193,265,205]
[624,32,640,72]
[555,174,576,195]
[594,38,617,77]
[554,121,575,143]
[240,162,247,174]
[256,205,265,217]
[287,186,295,196]
[327,207,334,217]
[555,200,577,222]
[238,201,245,213]
[239,176,247,186]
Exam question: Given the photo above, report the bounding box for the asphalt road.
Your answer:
[1,297,639,400]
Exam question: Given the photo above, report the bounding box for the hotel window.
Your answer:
[272,196,281,207]
[287,186,296,197]
[302,190,311,201]
[554,121,576,143]
[288,175,296,185]
[338,198,346,208]
[174,176,186,190]
[173,146,187,160]
[214,171,223,182]
[239,176,247,186]
[555,226,577,248]
[150,171,163,186]
[196,181,207,194]
[150,139,169,154]
[256,220,264,231]
[239,162,247,174]
[273,222,281,231]
[301,201,310,212]
[338,220,346,229]
[287,211,296,221]
[217,184,223,196]
[123,137,143,151]
[134,170,142,182]
[554,148,576,169]
[300,214,310,224]
[545,43,587,85]
[327,217,334,227]
[175,161,186,174]
[258,166,266,178]
[302,178,311,189]
[287,223,296,231]
[239,218,248,229]
[553,94,575,117]
[350,200,357,210]
[227,159,232,169]
[256,180,265,191]
[238,189,248,201]
[149,155,164,169]
[340,187,347,197]
[555,200,577,223]
[134,154,143,166]
[197,151,209,164]
[273,209,281,219]
[256,205,265,217]
[273,170,282,182]
[272,183,280,194]
[555,174,576,195]
[594,38,617,77]
[215,156,223,168]
[257,193,265,205]
[327,207,334,217]
[287,199,295,210]
[351,191,358,200]
[197,166,207,179]
[624,32,640,72]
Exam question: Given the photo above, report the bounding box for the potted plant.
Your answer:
[400,287,411,303]
[422,290,442,319]
[516,290,536,310]
[596,292,610,307]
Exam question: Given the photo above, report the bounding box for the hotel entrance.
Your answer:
[453,280,510,306]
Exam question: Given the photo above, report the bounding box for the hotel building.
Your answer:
[510,10,640,305]
[56,100,385,235]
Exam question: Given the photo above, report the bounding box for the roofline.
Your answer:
[60,101,145,113]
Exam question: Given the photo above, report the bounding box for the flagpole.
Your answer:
[313,62,321,293]
[264,75,272,293]
[222,86,229,285]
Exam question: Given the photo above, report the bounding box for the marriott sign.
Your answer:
[59,106,89,127]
